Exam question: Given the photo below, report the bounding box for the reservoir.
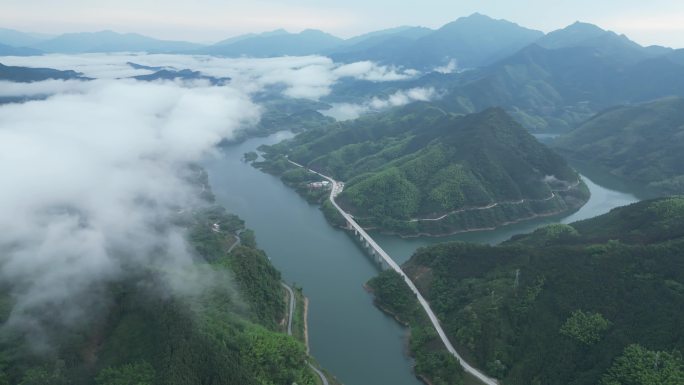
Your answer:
[204,132,640,385]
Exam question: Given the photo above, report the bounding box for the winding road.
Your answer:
[287,158,499,385]
[282,282,330,385]
[227,229,244,253]
[281,282,295,336]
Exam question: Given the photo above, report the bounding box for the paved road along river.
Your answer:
[203,131,640,385]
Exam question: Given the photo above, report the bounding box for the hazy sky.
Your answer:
[2,0,684,47]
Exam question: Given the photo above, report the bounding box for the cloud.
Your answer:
[322,87,438,120]
[0,79,259,346]
[0,53,420,99]
[333,61,419,81]
[0,53,422,346]
[0,79,92,97]
[434,59,458,74]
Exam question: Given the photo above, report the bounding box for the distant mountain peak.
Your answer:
[537,21,644,53]
[439,12,541,34]
[465,12,489,18]
[300,29,331,36]
[563,21,607,35]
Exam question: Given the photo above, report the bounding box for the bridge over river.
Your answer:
[288,159,499,385]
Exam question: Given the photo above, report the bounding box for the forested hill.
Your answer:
[554,96,684,195]
[362,20,669,134]
[0,62,83,82]
[0,203,318,385]
[260,104,588,236]
[370,197,684,385]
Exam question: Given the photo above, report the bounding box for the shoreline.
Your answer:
[364,283,440,385]
[254,159,588,239]
[369,206,576,239]
[331,206,577,239]
[304,296,310,354]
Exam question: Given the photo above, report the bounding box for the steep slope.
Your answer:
[32,31,203,53]
[535,22,670,63]
[201,29,343,57]
[260,104,588,235]
[0,203,319,385]
[370,197,684,385]
[554,96,684,195]
[438,26,684,132]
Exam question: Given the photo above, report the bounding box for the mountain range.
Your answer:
[3,14,684,135]
[0,14,673,68]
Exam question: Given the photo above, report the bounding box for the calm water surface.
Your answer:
[204,132,640,385]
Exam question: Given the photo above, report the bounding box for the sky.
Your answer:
[2,0,684,48]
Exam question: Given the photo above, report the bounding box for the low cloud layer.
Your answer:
[1,54,420,100]
[322,87,438,121]
[0,79,259,346]
[0,53,425,345]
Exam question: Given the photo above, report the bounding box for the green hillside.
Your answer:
[416,22,684,133]
[259,104,588,236]
[369,197,684,385]
[0,204,318,385]
[555,96,684,195]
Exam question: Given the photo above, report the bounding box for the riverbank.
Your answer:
[282,282,340,385]
[252,155,590,238]
[204,131,641,385]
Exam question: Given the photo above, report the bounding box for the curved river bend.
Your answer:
[203,132,639,385]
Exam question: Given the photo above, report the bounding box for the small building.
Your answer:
[307,180,331,189]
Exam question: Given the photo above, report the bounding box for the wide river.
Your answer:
[204,132,640,385]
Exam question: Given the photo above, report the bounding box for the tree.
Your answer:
[560,310,611,345]
[95,362,155,385]
[601,345,684,385]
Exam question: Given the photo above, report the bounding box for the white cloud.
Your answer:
[333,61,418,81]
[0,79,93,97]
[0,79,259,344]
[434,59,458,74]
[0,53,420,100]
[323,87,438,120]
[0,53,422,344]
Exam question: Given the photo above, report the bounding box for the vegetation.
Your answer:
[555,96,684,195]
[231,98,335,141]
[560,310,611,345]
[367,271,464,385]
[418,21,684,133]
[601,345,684,385]
[0,203,318,385]
[258,104,588,235]
[370,197,684,385]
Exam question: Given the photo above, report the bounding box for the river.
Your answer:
[203,132,640,385]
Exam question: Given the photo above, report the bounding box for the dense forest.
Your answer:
[554,96,684,195]
[0,203,317,385]
[370,197,684,385]
[258,104,588,235]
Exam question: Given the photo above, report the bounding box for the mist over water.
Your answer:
[0,76,260,346]
[0,52,432,349]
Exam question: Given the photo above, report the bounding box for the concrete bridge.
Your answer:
[287,159,499,385]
